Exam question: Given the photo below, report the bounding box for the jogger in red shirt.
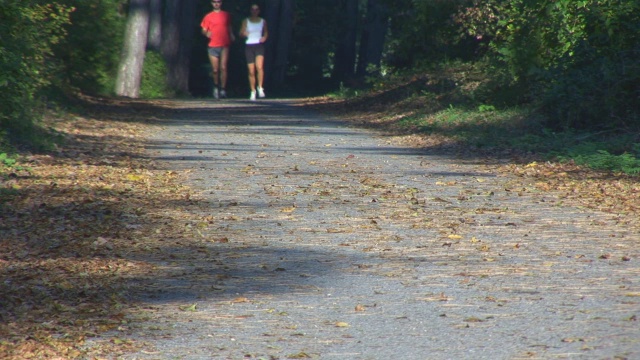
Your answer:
[201,0,235,99]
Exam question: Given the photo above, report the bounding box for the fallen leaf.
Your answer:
[335,322,350,327]
[126,174,144,181]
[464,317,484,323]
[179,303,197,312]
[287,352,312,359]
[561,338,584,343]
[477,244,490,252]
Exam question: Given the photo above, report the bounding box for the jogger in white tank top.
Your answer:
[240,4,269,100]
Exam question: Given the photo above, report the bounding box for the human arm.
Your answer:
[239,18,248,38]
[200,15,211,37]
[260,20,268,43]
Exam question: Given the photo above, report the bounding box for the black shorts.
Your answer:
[245,43,265,64]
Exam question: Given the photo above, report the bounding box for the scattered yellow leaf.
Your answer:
[126,174,144,181]
[288,352,312,359]
[179,303,197,312]
[335,322,350,327]
[448,234,463,240]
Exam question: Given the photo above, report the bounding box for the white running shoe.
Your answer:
[250,91,256,101]
[257,87,265,98]
[213,87,219,99]
[219,89,227,99]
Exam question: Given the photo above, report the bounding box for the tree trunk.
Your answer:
[332,0,358,84]
[174,0,197,94]
[264,0,295,90]
[115,0,150,98]
[162,0,196,94]
[147,0,162,51]
[356,0,388,78]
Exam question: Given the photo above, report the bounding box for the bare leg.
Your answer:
[247,63,256,91]
[220,47,230,90]
[208,54,220,88]
[255,55,265,90]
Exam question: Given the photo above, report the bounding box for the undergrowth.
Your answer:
[331,64,640,176]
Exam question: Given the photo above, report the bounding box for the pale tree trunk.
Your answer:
[264,0,295,90]
[161,0,196,94]
[332,0,359,84]
[115,0,150,98]
[147,0,162,51]
[356,0,388,78]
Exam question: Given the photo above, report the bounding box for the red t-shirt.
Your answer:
[201,11,232,47]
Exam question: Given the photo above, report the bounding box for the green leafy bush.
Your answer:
[139,51,173,99]
[567,150,640,175]
[454,0,640,130]
[52,0,126,95]
[0,153,17,168]
[0,1,73,146]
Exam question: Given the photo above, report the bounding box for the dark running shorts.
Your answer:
[245,43,265,64]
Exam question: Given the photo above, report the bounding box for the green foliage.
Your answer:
[554,140,640,175]
[454,0,640,130]
[139,51,173,99]
[0,153,17,168]
[386,0,475,67]
[575,151,640,174]
[52,0,127,95]
[0,0,73,146]
[328,82,362,99]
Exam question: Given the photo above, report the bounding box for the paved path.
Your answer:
[115,99,638,359]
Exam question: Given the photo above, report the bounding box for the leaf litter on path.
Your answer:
[2,96,639,359]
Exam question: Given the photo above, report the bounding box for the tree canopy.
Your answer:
[1,0,639,144]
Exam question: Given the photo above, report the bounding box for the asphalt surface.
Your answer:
[107,99,639,360]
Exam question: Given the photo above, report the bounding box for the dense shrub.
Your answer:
[453,0,640,130]
[52,0,126,95]
[0,1,72,146]
[140,50,173,99]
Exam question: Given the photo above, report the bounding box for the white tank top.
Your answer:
[246,18,264,45]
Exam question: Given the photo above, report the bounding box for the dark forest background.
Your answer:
[2,0,639,151]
